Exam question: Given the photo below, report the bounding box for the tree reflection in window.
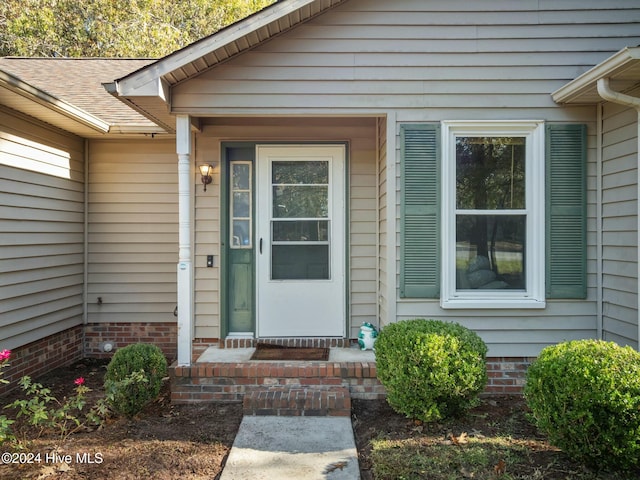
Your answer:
[455,137,526,290]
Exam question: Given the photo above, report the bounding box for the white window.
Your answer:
[441,121,545,309]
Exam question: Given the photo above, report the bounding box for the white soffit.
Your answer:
[552,47,640,104]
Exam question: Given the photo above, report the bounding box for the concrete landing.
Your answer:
[219,416,360,480]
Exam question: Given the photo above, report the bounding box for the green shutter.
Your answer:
[400,124,440,298]
[546,124,587,299]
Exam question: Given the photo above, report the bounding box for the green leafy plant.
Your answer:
[375,319,488,422]
[525,339,640,471]
[104,343,167,418]
[5,375,103,442]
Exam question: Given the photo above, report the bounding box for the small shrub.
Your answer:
[525,340,640,471]
[375,319,488,422]
[104,343,167,418]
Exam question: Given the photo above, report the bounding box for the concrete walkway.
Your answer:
[219,416,360,479]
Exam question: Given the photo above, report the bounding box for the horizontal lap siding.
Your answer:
[171,0,640,355]
[396,301,598,358]
[601,102,638,348]
[377,118,388,328]
[196,119,377,339]
[193,135,220,340]
[172,0,640,121]
[0,108,84,349]
[87,139,178,324]
[350,133,378,338]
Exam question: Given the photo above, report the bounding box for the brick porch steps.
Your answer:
[170,352,385,406]
[243,385,351,416]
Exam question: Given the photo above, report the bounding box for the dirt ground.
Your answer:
[0,359,241,480]
[0,359,636,479]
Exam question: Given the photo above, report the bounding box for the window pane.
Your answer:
[232,164,250,189]
[273,186,328,218]
[456,215,525,290]
[272,245,329,279]
[273,220,328,242]
[233,192,250,217]
[230,161,252,249]
[456,137,525,210]
[272,161,328,184]
[232,220,251,247]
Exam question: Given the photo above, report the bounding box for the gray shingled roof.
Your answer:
[0,57,156,127]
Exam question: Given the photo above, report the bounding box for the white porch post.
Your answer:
[176,115,193,365]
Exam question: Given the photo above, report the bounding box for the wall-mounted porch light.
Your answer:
[199,164,214,191]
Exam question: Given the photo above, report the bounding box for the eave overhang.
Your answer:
[0,69,110,135]
[552,47,640,105]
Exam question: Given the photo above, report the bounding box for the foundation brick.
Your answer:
[84,322,177,361]
[0,326,83,395]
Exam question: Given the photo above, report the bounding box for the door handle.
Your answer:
[259,238,263,254]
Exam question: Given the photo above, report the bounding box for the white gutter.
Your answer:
[553,47,640,104]
[596,77,640,349]
[0,70,110,134]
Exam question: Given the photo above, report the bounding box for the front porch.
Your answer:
[170,341,384,416]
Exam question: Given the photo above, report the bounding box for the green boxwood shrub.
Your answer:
[104,343,167,418]
[375,319,488,422]
[524,340,640,471]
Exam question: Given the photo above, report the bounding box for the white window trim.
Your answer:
[441,121,546,309]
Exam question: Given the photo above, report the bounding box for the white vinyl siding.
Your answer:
[0,107,85,349]
[87,139,178,324]
[168,0,638,355]
[601,101,638,348]
[376,117,388,328]
[195,118,378,339]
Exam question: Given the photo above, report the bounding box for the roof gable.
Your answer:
[113,0,347,92]
[108,0,348,132]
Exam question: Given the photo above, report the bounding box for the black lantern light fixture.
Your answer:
[199,164,214,191]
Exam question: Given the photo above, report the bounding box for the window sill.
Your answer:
[440,297,546,310]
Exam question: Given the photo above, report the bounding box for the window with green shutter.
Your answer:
[399,121,587,305]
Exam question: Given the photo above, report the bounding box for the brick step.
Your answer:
[243,385,351,417]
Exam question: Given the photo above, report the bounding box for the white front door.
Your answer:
[256,145,345,337]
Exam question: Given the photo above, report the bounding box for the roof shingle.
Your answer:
[0,57,156,127]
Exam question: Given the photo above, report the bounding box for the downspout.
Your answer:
[176,115,194,366]
[375,117,381,330]
[596,78,640,348]
[83,139,89,328]
[596,104,603,340]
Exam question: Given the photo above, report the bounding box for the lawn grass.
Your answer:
[371,433,546,479]
[354,397,635,480]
